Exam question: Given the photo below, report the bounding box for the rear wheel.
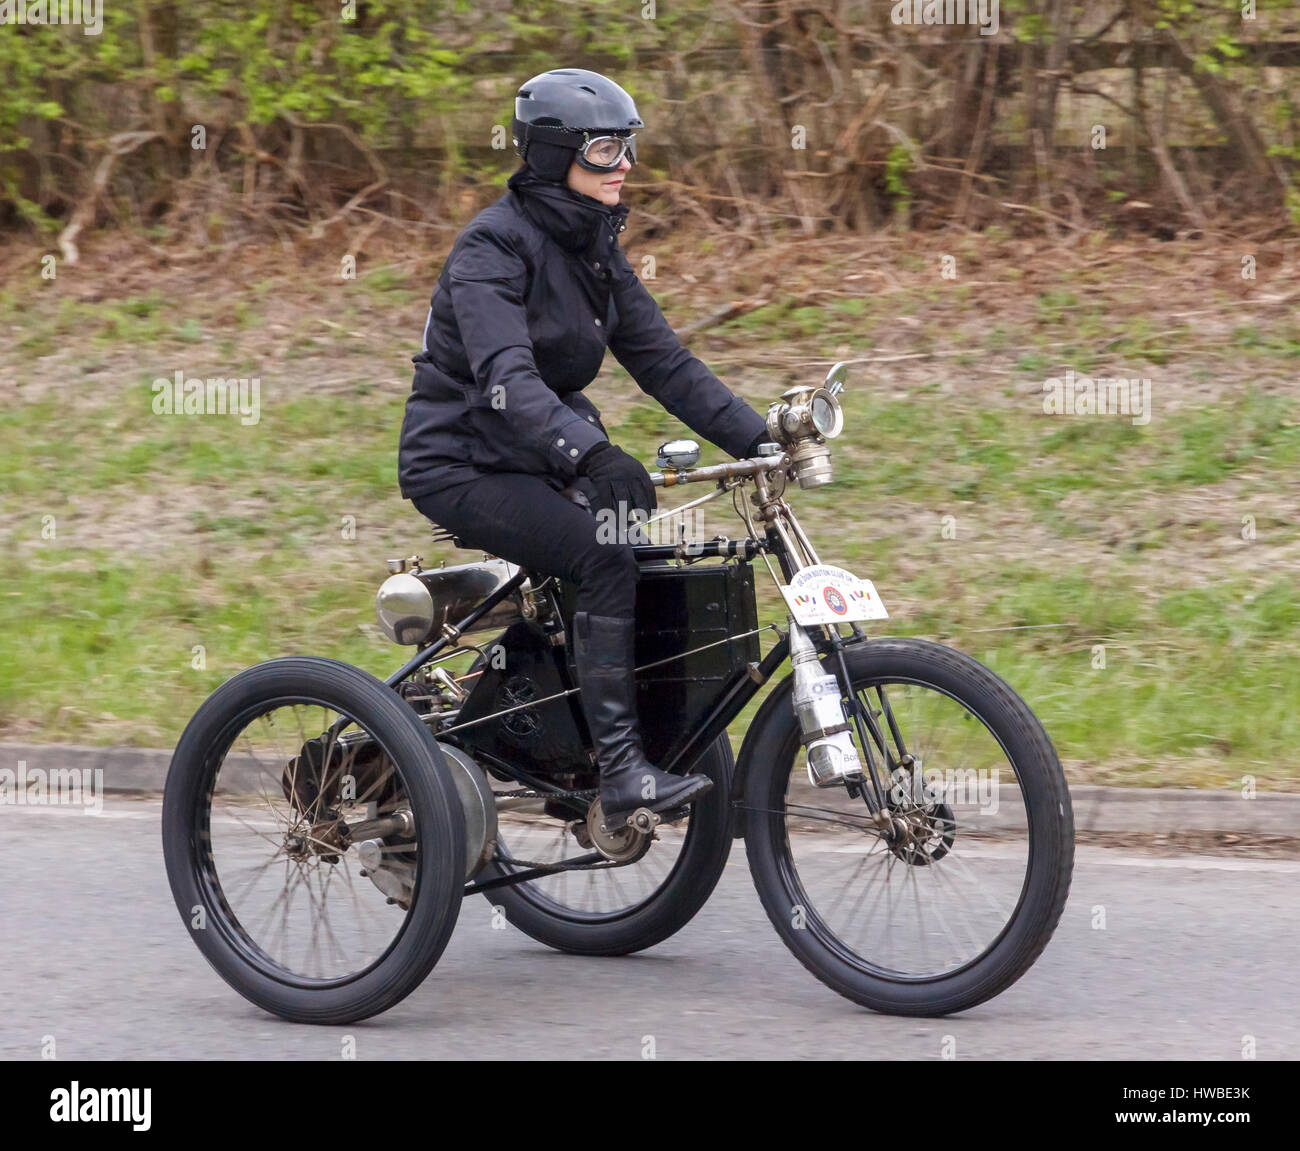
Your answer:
[162,657,465,1024]
[478,736,735,956]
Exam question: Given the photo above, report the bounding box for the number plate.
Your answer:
[781,564,888,625]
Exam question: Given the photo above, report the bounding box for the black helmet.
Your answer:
[511,68,643,182]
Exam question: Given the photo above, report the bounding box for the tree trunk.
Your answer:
[1161,28,1289,202]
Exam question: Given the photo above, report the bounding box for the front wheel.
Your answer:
[743,637,1073,1016]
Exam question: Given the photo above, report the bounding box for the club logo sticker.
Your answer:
[780,564,889,624]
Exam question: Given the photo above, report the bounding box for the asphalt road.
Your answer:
[2,795,1297,1060]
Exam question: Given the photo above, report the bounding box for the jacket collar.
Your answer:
[508,167,629,256]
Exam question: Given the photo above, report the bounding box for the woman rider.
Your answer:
[398,68,768,830]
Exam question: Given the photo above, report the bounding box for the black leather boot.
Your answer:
[570,611,713,828]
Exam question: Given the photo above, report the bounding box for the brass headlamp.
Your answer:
[764,365,847,489]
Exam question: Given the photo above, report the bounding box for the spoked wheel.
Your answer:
[162,658,465,1024]
[744,637,1073,1016]
[477,736,735,955]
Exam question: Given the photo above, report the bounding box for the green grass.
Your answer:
[4,364,1298,790]
[3,248,1300,791]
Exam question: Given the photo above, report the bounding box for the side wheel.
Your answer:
[743,637,1074,1016]
[478,736,735,956]
[162,657,466,1024]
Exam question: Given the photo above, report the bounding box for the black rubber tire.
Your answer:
[162,657,465,1024]
[479,736,735,956]
[744,637,1074,1016]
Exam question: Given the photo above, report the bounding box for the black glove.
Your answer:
[576,441,657,520]
[741,431,771,458]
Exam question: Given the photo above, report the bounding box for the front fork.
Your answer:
[753,481,905,828]
[789,621,896,831]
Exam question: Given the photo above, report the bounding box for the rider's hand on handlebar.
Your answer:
[577,441,658,517]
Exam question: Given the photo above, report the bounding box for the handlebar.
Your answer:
[649,453,790,488]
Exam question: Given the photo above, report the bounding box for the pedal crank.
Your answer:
[586,798,656,863]
[626,807,661,834]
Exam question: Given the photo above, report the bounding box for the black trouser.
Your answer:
[410,472,638,618]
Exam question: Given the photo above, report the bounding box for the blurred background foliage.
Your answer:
[1,0,1297,247]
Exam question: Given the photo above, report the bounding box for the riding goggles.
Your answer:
[575,132,637,172]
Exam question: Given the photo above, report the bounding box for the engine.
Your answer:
[375,556,529,646]
[452,621,592,778]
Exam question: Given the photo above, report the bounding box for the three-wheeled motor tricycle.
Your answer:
[162,362,1075,1024]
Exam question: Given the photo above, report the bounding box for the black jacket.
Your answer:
[397,167,765,499]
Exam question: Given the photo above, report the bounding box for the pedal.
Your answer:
[609,803,695,832]
[600,805,661,835]
[627,807,661,834]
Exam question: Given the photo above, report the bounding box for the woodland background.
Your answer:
[2,0,1298,248]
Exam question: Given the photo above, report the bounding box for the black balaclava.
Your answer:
[507,166,629,257]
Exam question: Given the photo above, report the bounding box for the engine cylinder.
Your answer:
[376,558,528,645]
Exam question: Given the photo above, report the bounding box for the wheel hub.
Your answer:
[585,798,654,863]
[886,802,955,865]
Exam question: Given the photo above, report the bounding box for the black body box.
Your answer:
[568,561,760,764]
